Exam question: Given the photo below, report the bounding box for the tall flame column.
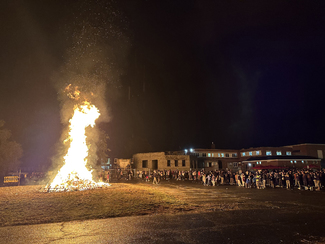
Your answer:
[49,101,101,190]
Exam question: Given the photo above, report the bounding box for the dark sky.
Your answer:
[1,0,325,170]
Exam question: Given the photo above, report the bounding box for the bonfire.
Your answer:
[44,85,110,192]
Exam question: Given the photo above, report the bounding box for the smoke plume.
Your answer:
[50,0,130,176]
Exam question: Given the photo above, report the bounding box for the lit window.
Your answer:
[276,151,282,155]
[218,153,220,157]
[290,161,293,164]
[266,151,272,156]
[256,151,260,155]
[212,153,214,157]
[242,152,246,156]
[208,153,211,157]
[302,161,304,163]
[249,152,252,156]
[294,161,297,163]
[286,151,291,155]
[190,148,193,153]
[221,153,224,157]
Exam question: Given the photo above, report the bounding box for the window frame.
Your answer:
[182,160,186,167]
[142,160,148,168]
[175,160,178,167]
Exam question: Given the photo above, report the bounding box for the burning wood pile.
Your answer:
[44,85,110,193]
[43,172,109,192]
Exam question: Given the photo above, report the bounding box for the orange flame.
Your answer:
[46,87,109,192]
[65,84,81,100]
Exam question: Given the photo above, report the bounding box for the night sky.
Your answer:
[1,0,325,170]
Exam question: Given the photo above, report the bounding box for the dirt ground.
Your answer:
[0,183,195,227]
[1,180,325,243]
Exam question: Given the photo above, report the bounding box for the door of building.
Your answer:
[218,160,222,170]
[152,160,158,170]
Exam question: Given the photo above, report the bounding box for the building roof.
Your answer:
[191,148,237,152]
[252,165,289,170]
[285,143,325,147]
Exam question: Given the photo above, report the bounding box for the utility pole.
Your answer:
[18,169,21,186]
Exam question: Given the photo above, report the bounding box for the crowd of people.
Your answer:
[134,168,325,191]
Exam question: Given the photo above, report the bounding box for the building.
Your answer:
[189,143,324,171]
[131,143,325,172]
[133,152,192,172]
[114,158,132,169]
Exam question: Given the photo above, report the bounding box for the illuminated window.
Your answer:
[286,151,291,155]
[249,152,252,156]
[221,153,224,157]
[212,153,214,157]
[294,161,297,164]
[256,151,260,155]
[290,161,293,164]
[226,153,229,157]
[302,161,304,163]
[218,153,220,157]
[242,152,246,156]
[208,153,211,157]
[276,151,282,155]
[266,151,272,156]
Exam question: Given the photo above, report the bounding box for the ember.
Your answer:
[45,85,110,192]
